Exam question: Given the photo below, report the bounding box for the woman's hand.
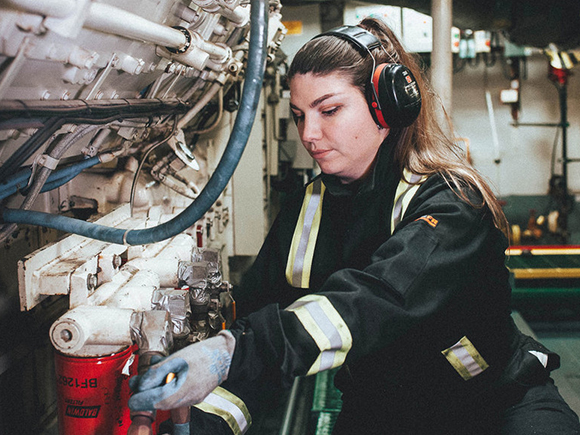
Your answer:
[128,330,235,410]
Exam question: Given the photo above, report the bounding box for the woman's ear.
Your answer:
[378,124,390,141]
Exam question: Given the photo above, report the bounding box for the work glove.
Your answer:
[128,330,235,411]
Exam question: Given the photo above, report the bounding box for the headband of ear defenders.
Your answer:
[313,25,422,128]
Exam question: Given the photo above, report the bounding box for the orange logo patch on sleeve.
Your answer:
[416,215,439,228]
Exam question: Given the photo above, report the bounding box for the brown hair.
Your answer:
[287,17,508,235]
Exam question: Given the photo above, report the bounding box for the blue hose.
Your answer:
[0,156,101,200]
[40,156,101,192]
[1,0,268,245]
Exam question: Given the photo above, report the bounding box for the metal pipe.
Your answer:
[84,2,187,50]
[279,377,303,435]
[0,37,30,100]
[431,0,453,122]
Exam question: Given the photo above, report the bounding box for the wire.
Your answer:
[129,116,178,216]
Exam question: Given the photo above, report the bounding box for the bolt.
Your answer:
[87,273,98,291]
[60,329,73,342]
[112,254,122,269]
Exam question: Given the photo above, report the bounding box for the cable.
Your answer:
[1,0,269,245]
[129,116,178,215]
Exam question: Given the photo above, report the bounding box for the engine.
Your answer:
[0,0,286,433]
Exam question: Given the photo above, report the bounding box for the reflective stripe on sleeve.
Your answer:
[529,350,548,368]
[390,170,425,235]
[441,336,489,381]
[286,179,326,288]
[194,386,252,435]
[286,294,352,375]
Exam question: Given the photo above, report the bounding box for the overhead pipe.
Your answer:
[84,2,188,50]
[431,0,453,127]
[1,0,269,245]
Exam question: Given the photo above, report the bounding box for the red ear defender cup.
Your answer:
[313,25,422,129]
[372,63,421,128]
[371,64,389,128]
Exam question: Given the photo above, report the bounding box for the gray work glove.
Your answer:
[128,330,235,410]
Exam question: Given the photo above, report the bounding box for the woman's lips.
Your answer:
[310,149,332,159]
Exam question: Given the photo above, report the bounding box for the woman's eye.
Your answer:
[291,112,303,123]
[322,107,339,116]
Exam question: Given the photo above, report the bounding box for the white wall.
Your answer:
[453,53,580,197]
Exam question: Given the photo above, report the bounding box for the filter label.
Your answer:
[58,375,98,388]
[65,404,101,418]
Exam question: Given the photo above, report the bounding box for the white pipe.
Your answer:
[485,90,501,163]
[87,268,160,309]
[197,36,230,61]
[50,306,134,355]
[0,0,77,18]
[219,4,250,27]
[164,45,209,71]
[84,2,187,49]
[431,0,453,122]
[125,258,183,288]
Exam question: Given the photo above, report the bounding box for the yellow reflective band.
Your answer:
[194,386,252,435]
[391,169,426,235]
[441,336,489,381]
[286,294,352,375]
[286,179,326,288]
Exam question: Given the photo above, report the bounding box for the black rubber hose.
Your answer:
[1,0,268,245]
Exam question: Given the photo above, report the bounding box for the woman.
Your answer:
[129,18,580,434]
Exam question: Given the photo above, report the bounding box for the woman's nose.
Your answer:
[300,115,321,143]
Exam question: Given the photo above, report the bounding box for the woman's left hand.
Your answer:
[128,330,236,410]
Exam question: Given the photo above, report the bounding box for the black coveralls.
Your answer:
[189,138,580,434]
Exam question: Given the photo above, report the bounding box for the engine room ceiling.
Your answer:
[281,0,580,50]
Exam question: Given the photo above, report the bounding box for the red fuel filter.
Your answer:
[54,345,138,435]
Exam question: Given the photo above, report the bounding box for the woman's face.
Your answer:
[289,72,389,184]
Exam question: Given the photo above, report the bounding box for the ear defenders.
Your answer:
[315,25,422,129]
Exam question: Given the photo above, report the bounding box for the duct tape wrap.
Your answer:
[129,310,173,355]
[200,248,222,288]
[178,259,209,289]
[151,288,191,338]
[50,306,134,357]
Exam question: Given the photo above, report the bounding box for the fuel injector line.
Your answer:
[0,0,268,246]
